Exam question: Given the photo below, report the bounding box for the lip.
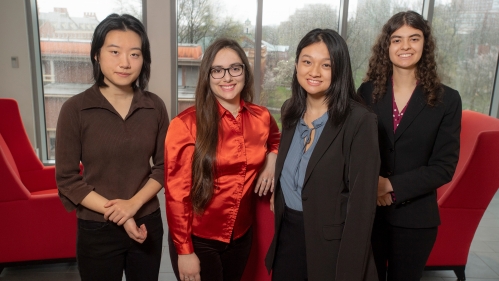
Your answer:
[116,72,131,77]
[219,84,236,91]
[398,53,413,58]
[306,78,322,86]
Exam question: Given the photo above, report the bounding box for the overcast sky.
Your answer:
[36,0,361,26]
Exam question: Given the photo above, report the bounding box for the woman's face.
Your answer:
[97,30,143,91]
[389,24,424,72]
[295,41,332,98]
[209,48,245,108]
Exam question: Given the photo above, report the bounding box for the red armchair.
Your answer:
[0,98,76,273]
[242,196,273,281]
[425,110,499,280]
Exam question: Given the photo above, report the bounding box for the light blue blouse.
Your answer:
[280,112,329,211]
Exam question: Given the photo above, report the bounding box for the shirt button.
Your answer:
[302,196,308,201]
[387,171,393,176]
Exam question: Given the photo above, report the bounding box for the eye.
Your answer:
[111,50,119,55]
[211,68,223,74]
[131,53,141,58]
[231,65,242,72]
[302,60,311,65]
[322,63,331,68]
[411,37,420,42]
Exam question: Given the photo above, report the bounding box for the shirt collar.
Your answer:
[217,99,254,117]
[81,84,155,112]
[298,111,328,132]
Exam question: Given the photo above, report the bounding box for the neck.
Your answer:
[218,97,241,115]
[392,67,417,87]
[100,84,134,99]
[306,94,328,115]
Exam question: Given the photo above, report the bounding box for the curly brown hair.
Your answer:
[364,11,442,106]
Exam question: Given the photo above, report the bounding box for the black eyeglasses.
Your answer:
[210,64,245,79]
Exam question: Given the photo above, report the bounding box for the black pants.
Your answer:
[76,209,163,281]
[371,217,437,281]
[168,229,252,281]
[272,206,308,281]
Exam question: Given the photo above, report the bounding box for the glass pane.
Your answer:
[433,0,499,113]
[347,0,423,87]
[176,0,256,113]
[37,0,143,160]
[262,1,341,128]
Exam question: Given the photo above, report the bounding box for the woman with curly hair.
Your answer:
[358,11,462,280]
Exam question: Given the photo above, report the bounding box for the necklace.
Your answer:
[230,106,240,116]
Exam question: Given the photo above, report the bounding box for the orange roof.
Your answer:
[40,41,90,56]
[178,45,202,60]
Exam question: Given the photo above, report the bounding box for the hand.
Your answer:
[178,253,201,281]
[377,176,394,197]
[104,199,140,225]
[377,193,393,206]
[254,153,277,196]
[270,192,275,213]
[123,218,147,243]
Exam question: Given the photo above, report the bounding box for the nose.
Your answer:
[309,64,321,77]
[222,69,232,82]
[120,54,131,69]
[401,39,411,50]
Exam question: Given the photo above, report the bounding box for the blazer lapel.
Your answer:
[274,123,297,184]
[303,118,342,188]
[377,86,395,146]
[394,85,426,141]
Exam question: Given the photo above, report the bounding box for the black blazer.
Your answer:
[265,100,380,280]
[358,81,462,228]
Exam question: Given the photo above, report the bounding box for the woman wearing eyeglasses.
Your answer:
[165,38,280,281]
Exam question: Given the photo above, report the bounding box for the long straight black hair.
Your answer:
[282,28,361,129]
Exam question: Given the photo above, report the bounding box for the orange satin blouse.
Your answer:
[165,100,280,254]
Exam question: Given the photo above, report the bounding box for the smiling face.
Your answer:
[209,48,245,108]
[295,41,332,99]
[97,29,143,92]
[389,24,424,72]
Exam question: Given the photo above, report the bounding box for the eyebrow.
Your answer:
[300,54,331,61]
[105,44,142,51]
[390,33,422,39]
[211,63,243,68]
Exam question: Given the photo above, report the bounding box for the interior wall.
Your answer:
[0,1,37,148]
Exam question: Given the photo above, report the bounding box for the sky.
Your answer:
[36,0,359,26]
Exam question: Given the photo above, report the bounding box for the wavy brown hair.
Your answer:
[364,11,442,106]
[191,38,254,214]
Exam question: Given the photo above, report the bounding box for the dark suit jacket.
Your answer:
[358,81,461,228]
[265,100,380,280]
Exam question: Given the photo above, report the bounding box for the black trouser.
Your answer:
[272,206,308,281]
[371,217,438,281]
[76,209,163,281]
[168,228,252,281]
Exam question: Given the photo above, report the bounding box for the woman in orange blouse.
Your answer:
[165,38,280,281]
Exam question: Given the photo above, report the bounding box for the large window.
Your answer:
[33,0,143,161]
[173,0,499,123]
[432,0,499,113]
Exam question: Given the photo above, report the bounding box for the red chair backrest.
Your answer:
[437,110,499,209]
[0,98,44,173]
[0,133,30,201]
